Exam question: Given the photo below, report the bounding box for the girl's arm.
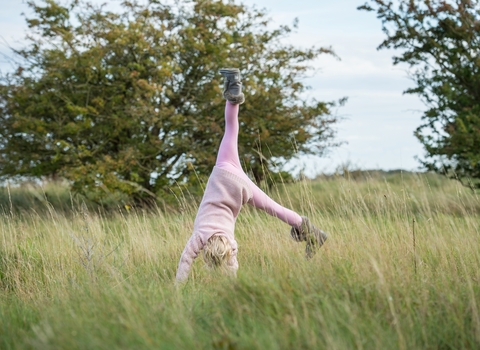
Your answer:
[175,234,204,283]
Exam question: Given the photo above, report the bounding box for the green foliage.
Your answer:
[0,0,339,205]
[359,0,480,190]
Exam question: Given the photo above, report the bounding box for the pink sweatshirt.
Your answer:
[176,166,253,282]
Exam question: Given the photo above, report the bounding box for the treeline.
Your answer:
[0,0,478,209]
[0,0,339,206]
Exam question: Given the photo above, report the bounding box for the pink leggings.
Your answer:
[216,102,302,228]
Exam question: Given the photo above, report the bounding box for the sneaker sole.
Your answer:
[219,68,240,75]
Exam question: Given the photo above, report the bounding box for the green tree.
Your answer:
[359,0,480,189]
[0,0,340,205]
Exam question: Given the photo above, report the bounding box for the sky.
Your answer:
[0,0,427,177]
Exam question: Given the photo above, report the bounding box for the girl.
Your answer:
[176,68,327,282]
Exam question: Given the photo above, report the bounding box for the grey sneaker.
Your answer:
[219,68,245,105]
[291,216,327,259]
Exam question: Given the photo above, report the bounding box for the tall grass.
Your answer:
[0,172,479,349]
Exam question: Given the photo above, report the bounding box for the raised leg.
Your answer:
[216,101,242,170]
[216,70,303,228]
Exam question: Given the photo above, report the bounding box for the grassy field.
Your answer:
[0,171,479,349]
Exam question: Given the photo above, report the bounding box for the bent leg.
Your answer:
[245,176,303,228]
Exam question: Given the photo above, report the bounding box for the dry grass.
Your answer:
[0,172,479,349]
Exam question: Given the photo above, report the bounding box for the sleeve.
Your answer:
[226,253,239,278]
[175,233,204,283]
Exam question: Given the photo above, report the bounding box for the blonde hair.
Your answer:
[203,234,233,269]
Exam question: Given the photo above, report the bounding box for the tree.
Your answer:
[0,0,340,205]
[359,0,480,190]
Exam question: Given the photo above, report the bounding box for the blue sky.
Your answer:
[0,0,426,176]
